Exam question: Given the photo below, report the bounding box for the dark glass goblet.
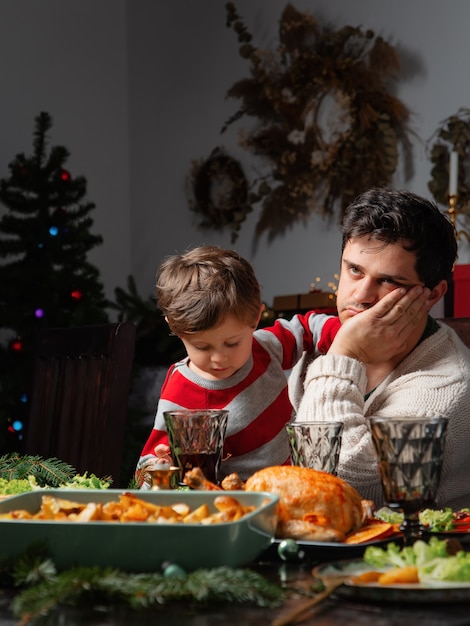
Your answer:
[370,416,448,544]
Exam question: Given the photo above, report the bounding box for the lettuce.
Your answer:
[373,507,403,525]
[374,506,455,532]
[363,537,470,582]
[419,508,455,532]
[419,551,470,582]
[363,541,416,568]
[412,537,450,564]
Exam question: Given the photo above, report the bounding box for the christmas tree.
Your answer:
[0,112,110,453]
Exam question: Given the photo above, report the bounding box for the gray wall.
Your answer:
[0,0,130,304]
[1,0,470,318]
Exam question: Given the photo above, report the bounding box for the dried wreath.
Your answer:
[187,147,251,243]
[208,2,413,241]
[427,108,470,210]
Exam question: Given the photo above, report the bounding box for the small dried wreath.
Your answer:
[187,147,251,243]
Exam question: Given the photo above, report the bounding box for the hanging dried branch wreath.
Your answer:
[216,2,413,241]
[187,147,251,243]
[427,108,470,210]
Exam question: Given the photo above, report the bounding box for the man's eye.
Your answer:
[381,278,400,286]
[349,266,361,276]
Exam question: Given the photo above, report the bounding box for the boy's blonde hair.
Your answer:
[156,246,262,335]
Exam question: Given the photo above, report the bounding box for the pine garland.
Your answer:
[0,547,284,623]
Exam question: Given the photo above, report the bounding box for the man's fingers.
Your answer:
[378,286,429,321]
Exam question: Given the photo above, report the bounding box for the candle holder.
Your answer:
[447,194,470,242]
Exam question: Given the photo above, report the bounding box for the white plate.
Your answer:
[314,559,470,602]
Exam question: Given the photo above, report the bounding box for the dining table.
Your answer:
[1,539,469,626]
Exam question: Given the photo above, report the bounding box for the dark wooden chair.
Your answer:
[438,317,470,348]
[24,322,136,485]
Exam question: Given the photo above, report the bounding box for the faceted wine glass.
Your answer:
[369,416,448,543]
[285,421,343,475]
[163,409,228,484]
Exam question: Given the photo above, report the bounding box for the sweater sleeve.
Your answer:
[294,353,381,498]
[270,312,340,368]
[286,314,341,409]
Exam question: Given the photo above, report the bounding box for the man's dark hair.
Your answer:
[341,188,458,288]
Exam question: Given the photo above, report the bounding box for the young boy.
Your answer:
[136,245,339,484]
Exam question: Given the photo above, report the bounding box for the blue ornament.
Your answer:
[163,563,187,579]
[277,538,300,561]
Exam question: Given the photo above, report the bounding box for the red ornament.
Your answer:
[60,169,71,181]
[10,338,23,352]
[71,290,83,301]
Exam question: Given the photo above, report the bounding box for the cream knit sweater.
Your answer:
[290,320,470,510]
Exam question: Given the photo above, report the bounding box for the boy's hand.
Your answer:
[154,443,173,465]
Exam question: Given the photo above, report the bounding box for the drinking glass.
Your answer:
[285,421,343,475]
[369,416,448,543]
[163,409,229,484]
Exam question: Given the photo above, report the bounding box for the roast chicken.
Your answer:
[184,465,365,542]
[244,466,364,542]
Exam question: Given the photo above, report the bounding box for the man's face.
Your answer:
[336,237,424,324]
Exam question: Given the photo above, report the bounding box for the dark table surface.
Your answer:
[2,542,470,626]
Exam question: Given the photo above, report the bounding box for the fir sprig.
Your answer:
[4,550,284,623]
[0,454,111,493]
[0,453,76,486]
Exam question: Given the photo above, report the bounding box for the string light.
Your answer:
[10,338,23,352]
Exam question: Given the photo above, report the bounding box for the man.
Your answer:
[291,188,470,510]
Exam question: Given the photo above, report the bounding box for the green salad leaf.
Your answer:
[375,506,457,532]
[0,476,40,496]
[363,541,418,568]
[363,537,470,582]
[419,551,470,582]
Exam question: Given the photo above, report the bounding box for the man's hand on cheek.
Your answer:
[330,285,431,363]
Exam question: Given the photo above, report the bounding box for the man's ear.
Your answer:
[428,280,448,308]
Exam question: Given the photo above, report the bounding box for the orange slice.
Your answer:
[378,565,419,585]
[343,521,396,544]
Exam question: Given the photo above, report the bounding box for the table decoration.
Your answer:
[1,546,284,624]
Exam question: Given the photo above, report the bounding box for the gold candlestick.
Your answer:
[447,194,470,242]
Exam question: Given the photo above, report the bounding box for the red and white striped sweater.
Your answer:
[136,312,340,481]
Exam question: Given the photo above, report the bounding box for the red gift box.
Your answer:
[453,264,470,317]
